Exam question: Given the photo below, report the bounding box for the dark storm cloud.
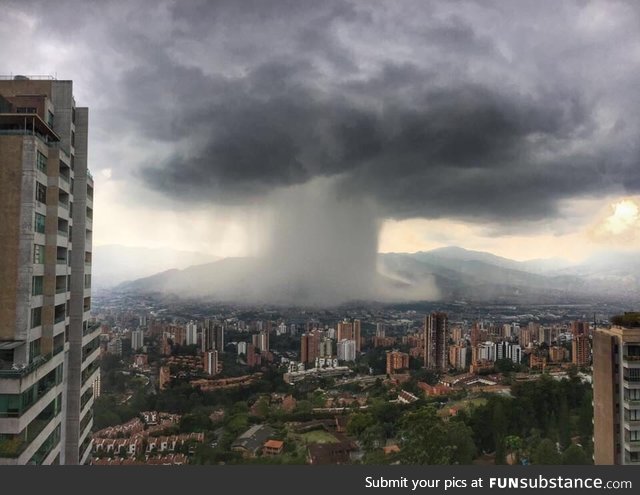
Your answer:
[6,0,640,224]
[138,56,631,222]
[124,0,639,224]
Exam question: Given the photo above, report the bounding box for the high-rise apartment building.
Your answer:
[470,321,481,347]
[185,321,198,346]
[203,350,219,376]
[424,312,448,371]
[337,339,356,362]
[593,313,640,465]
[337,319,361,353]
[300,331,321,365]
[203,319,224,353]
[571,320,591,368]
[448,344,467,370]
[0,76,97,465]
[131,329,144,351]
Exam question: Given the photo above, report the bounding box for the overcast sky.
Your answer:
[2,0,640,262]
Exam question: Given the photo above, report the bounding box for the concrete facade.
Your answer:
[0,76,98,465]
[593,321,640,465]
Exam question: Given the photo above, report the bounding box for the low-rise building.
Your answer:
[231,425,276,457]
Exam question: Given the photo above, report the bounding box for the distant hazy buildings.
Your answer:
[186,321,198,346]
[337,339,356,362]
[301,331,321,365]
[203,319,224,353]
[131,329,144,351]
[337,319,361,353]
[252,331,269,353]
[386,350,409,375]
[203,350,219,376]
[449,344,467,370]
[571,320,592,368]
[107,337,122,356]
[0,76,97,464]
[593,313,640,465]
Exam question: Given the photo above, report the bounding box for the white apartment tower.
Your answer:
[0,76,97,465]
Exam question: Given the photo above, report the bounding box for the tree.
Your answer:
[360,424,386,451]
[532,438,561,465]
[558,396,571,450]
[347,413,377,438]
[445,421,476,464]
[561,444,590,465]
[180,412,213,433]
[397,407,451,464]
[362,448,388,465]
[494,359,515,373]
[504,435,523,465]
[492,399,508,464]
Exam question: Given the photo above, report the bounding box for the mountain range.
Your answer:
[111,246,640,305]
[92,245,219,288]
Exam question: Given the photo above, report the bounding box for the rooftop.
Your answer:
[0,75,56,80]
[611,312,640,328]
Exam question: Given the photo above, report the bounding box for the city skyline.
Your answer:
[1,0,639,267]
[3,0,640,470]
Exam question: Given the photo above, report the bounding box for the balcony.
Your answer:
[58,176,70,193]
[0,354,50,379]
[624,355,640,367]
[623,379,640,389]
[82,322,100,338]
[624,440,640,453]
[625,397,640,408]
[57,206,69,221]
[56,234,68,248]
[81,346,100,370]
[81,360,99,385]
[80,365,99,394]
[53,293,67,306]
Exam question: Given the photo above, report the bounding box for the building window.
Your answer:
[28,339,41,362]
[47,110,54,128]
[35,182,47,204]
[36,151,47,173]
[32,276,44,296]
[16,107,36,113]
[626,388,640,401]
[628,369,640,383]
[631,430,640,442]
[30,307,42,328]
[33,244,45,264]
[71,131,75,147]
[34,213,46,234]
